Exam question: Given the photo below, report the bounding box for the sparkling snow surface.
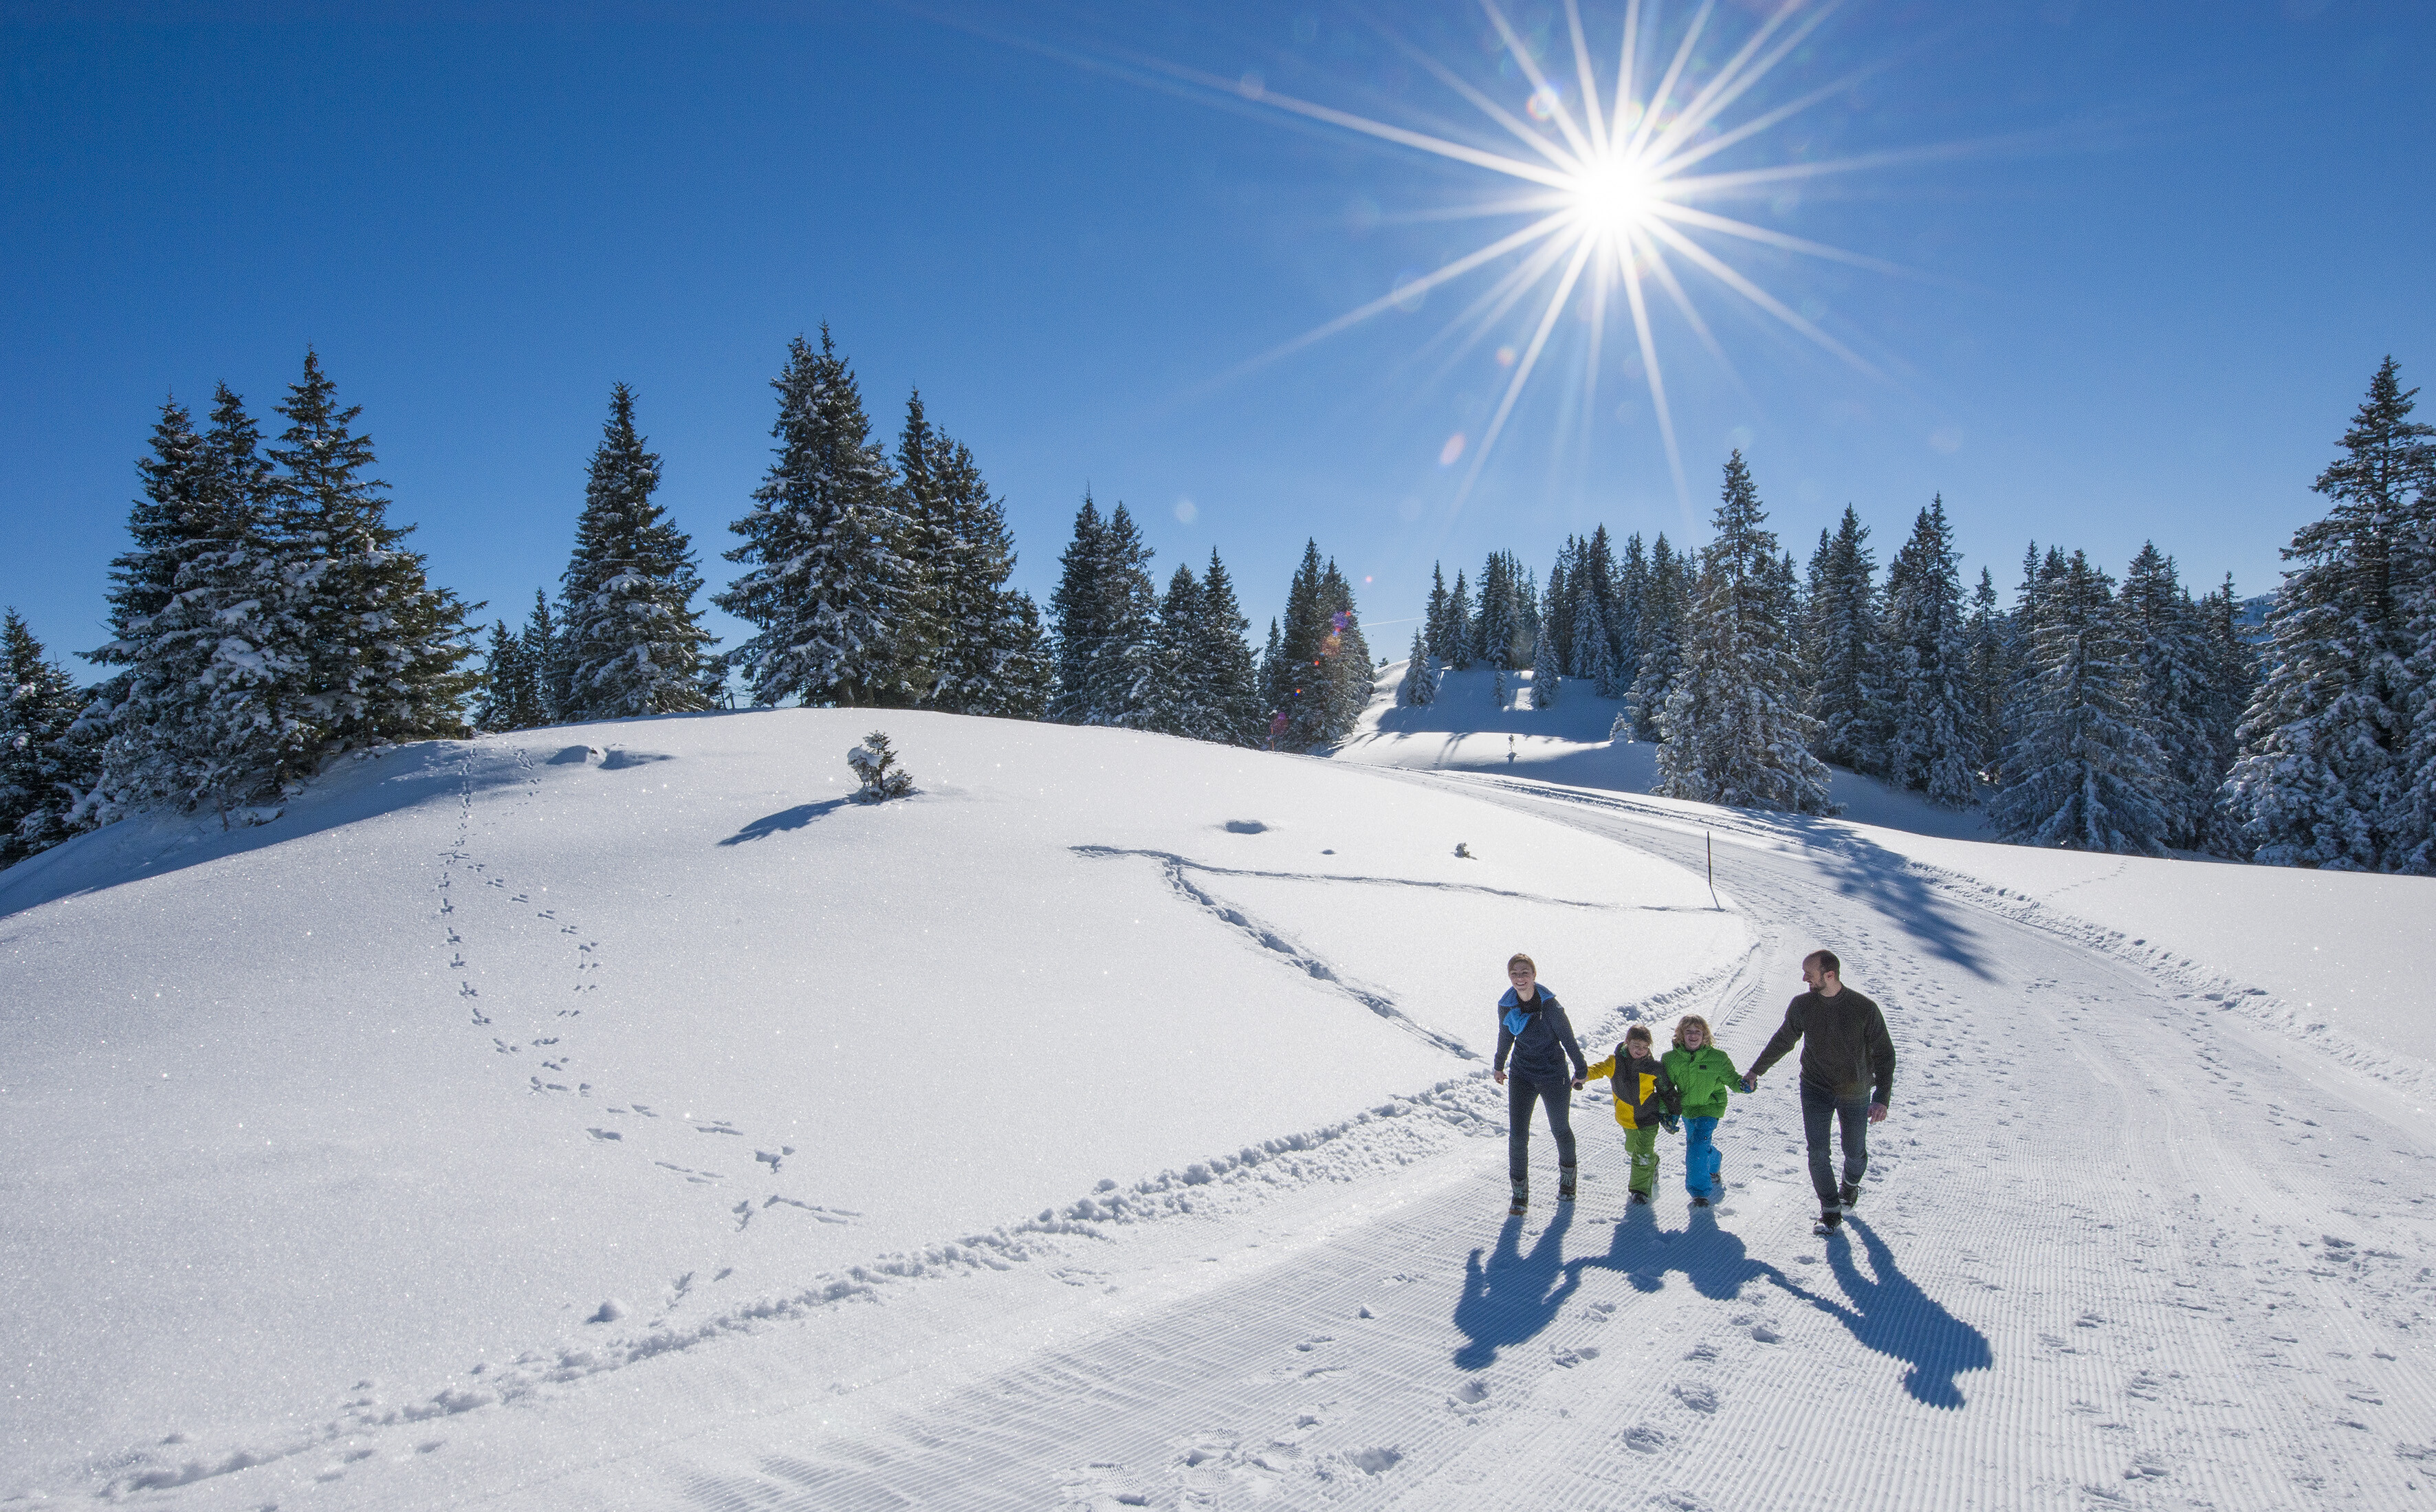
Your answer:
[3,698,2431,1511]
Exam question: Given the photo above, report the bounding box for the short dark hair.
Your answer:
[1806,949,1842,978]
[1624,1025,1653,1044]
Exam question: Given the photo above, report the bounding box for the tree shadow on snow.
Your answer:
[1790,1216,1993,1408]
[1773,820,1997,982]
[1451,1205,1579,1370]
[718,798,851,845]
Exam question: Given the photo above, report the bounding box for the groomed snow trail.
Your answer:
[663,771,2435,1512]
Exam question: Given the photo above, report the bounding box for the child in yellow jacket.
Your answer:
[1581,1024,1681,1205]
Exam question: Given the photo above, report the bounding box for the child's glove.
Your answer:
[1739,1075,1756,1094]
[1663,1119,1681,1135]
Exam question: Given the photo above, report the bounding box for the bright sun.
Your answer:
[1188,0,1905,510]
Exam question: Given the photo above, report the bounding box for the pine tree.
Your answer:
[1048,494,1107,725]
[1143,563,1206,737]
[1990,551,2171,853]
[85,386,310,820]
[1573,584,1620,699]
[1878,498,1981,808]
[1425,564,1451,663]
[1627,534,1686,739]
[1316,556,1373,741]
[1965,567,2008,779]
[2193,573,2258,855]
[1655,453,1830,813]
[1530,611,1561,707]
[520,589,567,723]
[1803,505,1883,772]
[716,329,920,709]
[1544,541,1578,677]
[474,621,547,731]
[1612,530,1647,682]
[267,351,478,750]
[2,611,94,864]
[2118,543,2223,849]
[559,384,716,721]
[2224,358,2436,869]
[1444,570,1475,670]
[1397,626,1437,707]
[1196,550,1262,744]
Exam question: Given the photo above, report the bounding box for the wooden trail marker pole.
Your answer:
[1707,829,1720,910]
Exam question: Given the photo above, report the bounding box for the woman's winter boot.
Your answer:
[1509,1178,1528,1215]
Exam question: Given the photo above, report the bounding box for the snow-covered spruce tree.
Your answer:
[1397,626,1436,707]
[1965,567,2009,780]
[2224,357,2436,870]
[2193,573,2258,855]
[1803,505,1884,772]
[82,397,223,816]
[267,351,478,751]
[1,610,95,865]
[1530,612,1561,707]
[1443,569,1475,670]
[1656,452,1832,813]
[2118,543,2225,851]
[1425,563,1452,663]
[1878,497,1981,808]
[846,730,914,802]
[1572,525,1620,679]
[1196,550,1262,745]
[559,384,716,721]
[1045,492,1159,727]
[86,385,313,821]
[1573,583,1620,699]
[717,329,922,710]
[1655,452,1832,814]
[1317,556,1373,741]
[1626,534,1686,739]
[518,589,567,723]
[1143,562,1206,738]
[1474,552,1526,670]
[473,620,547,732]
[1047,494,1106,725]
[1990,550,2172,854]
[910,408,1038,719]
[1270,543,1326,746]
[1544,541,1577,677]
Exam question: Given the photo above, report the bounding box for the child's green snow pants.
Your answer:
[1623,1124,1660,1195]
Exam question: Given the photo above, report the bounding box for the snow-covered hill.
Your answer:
[4,703,2430,1511]
[0,710,1742,1504]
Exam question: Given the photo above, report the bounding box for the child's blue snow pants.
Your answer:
[1682,1115,1722,1198]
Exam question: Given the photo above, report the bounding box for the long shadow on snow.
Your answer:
[719,798,851,845]
[1794,1215,1993,1408]
[1451,1206,1579,1370]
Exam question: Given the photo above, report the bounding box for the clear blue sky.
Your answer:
[3,0,2430,672]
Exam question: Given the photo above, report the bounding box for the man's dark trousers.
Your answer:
[1800,1079,1871,1207]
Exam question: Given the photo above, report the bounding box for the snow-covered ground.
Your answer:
[1338,662,1995,841]
[3,693,2431,1511]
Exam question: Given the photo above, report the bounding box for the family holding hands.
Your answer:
[1492,949,1896,1234]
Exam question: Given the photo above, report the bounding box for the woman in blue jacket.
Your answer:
[1493,952,1590,1214]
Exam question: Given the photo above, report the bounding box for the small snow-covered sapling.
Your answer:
[846,730,916,803]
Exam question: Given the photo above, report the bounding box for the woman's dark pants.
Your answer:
[1508,1077,1578,1181]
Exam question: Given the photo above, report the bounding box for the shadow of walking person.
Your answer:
[1801,1216,1994,1408]
[1568,1203,1799,1304]
[1452,1205,1579,1370]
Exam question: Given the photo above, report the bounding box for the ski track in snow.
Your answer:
[655,770,2435,1512]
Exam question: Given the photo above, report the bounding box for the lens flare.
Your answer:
[1192,0,1907,512]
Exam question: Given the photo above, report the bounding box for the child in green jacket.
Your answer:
[1660,1014,1742,1209]
[1581,1025,1680,1205]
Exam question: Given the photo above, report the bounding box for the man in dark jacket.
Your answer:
[1743,950,1894,1231]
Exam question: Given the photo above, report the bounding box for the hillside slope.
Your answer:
[0,710,1744,1501]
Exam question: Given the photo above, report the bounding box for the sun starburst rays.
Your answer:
[1226,0,1889,510]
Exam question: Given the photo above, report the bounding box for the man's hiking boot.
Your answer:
[1839,1180,1862,1209]
[1815,1205,1843,1234]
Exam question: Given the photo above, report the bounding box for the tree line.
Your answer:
[1394,358,2436,870]
[1,330,1373,867]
